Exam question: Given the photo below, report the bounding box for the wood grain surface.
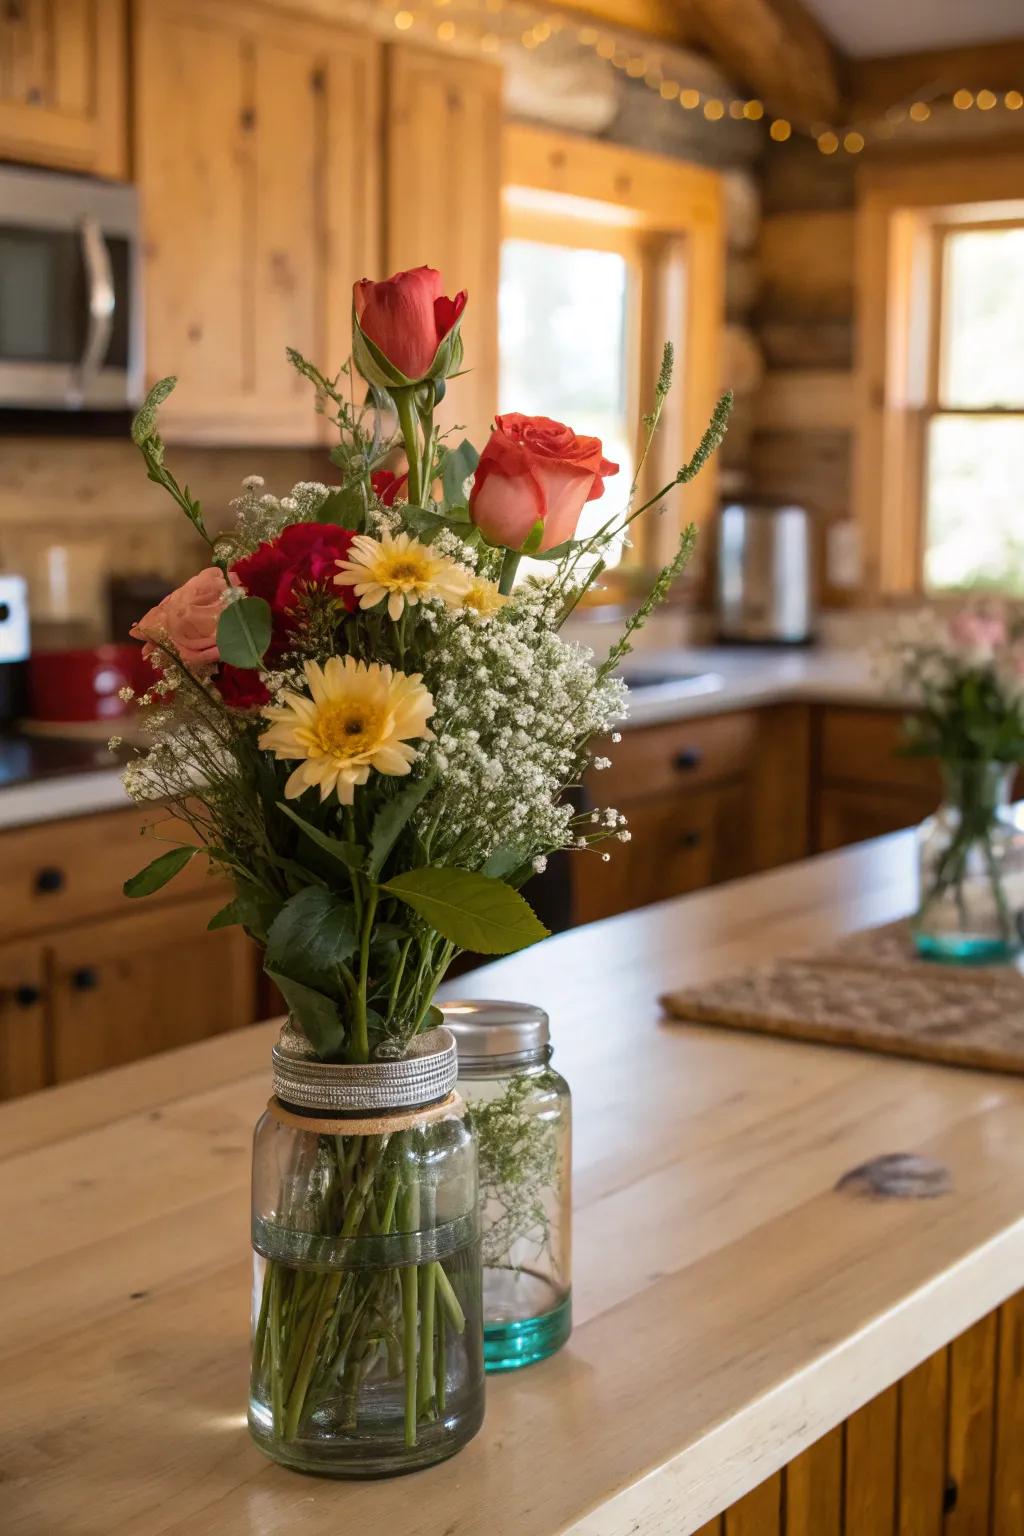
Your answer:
[4,832,1024,1535]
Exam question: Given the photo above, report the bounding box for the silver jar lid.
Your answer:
[438,1000,550,1062]
[272,1023,458,1113]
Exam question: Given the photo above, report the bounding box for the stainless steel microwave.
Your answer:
[0,165,143,411]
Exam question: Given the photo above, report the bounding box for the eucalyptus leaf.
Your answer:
[318,484,366,532]
[367,773,435,879]
[482,845,528,880]
[441,438,479,509]
[382,866,549,954]
[266,971,345,1059]
[123,845,197,898]
[266,887,358,995]
[277,802,365,872]
[217,596,272,669]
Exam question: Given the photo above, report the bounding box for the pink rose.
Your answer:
[353,267,467,383]
[131,567,231,671]
[469,413,619,553]
[948,607,1007,660]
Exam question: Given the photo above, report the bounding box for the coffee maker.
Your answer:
[0,575,30,725]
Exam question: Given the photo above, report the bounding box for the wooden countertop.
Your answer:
[5,832,1024,1535]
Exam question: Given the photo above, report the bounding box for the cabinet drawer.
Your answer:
[593,710,759,805]
[818,707,941,794]
[0,806,215,941]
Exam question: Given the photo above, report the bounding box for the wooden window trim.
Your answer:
[501,124,724,574]
[854,151,1024,599]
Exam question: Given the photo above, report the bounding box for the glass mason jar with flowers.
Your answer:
[121,263,730,1474]
[884,606,1024,963]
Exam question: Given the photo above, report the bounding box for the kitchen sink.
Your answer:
[619,668,722,697]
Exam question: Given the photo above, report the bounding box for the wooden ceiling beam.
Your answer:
[670,0,845,122]
[847,40,1024,117]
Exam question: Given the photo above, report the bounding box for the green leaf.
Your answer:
[131,376,177,445]
[382,866,549,955]
[318,484,366,532]
[206,883,281,941]
[266,887,358,994]
[277,802,364,872]
[207,899,242,930]
[520,519,546,556]
[266,971,345,1060]
[441,438,479,509]
[482,845,528,880]
[123,845,197,898]
[217,596,272,669]
[532,536,586,562]
[367,773,435,879]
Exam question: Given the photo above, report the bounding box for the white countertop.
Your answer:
[0,647,890,832]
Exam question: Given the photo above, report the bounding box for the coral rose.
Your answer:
[231,522,357,656]
[131,567,230,671]
[353,267,467,384]
[469,413,618,553]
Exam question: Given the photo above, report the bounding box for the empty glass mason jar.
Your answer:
[440,1000,571,1372]
[914,760,1024,963]
[248,1024,484,1477]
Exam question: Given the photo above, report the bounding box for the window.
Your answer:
[499,214,639,568]
[924,224,1024,595]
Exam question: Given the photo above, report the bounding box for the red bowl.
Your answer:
[28,644,153,724]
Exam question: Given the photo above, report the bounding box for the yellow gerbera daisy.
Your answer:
[334,531,471,621]
[460,575,508,622]
[258,655,435,804]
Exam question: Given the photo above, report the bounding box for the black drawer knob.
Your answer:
[678,829,703,850]
[13,983,41,1008]
[71,967,99,992]
[674,748,703,771]
[35,866,65,894]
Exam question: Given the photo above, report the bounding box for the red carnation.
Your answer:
[217,664,270,711]
[230,522,356,656]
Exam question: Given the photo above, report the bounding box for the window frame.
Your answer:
[855,151,1024,599]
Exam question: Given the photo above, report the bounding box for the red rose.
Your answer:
[231,522,356,654]
[371,469,409,507]
[353,267,467,383]
[469,414,619,553]
[217,664,270,710]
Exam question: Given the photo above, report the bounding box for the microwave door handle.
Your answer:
[71,217,115,407]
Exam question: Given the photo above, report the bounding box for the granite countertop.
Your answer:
[0,645,891,832]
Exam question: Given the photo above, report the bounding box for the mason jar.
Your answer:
[440,1000,571,1372]
[248,1024,484,1477]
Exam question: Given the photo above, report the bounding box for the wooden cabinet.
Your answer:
[0,804,258,1097]
[50,895,254,1083]
[0,942,47,1101]
[0,0,127,176]
[385,43,501,450]
[813,706,941,853]
[134,0,381,443]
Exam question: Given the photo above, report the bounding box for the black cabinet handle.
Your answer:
[35,866,65,894]
[678,829,703,850]
[13,983,41,1008]
[71,967,100,992]
[673,748,703,771]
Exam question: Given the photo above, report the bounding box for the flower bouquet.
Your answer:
[882,605,1024,960]
[122,264,729,1473]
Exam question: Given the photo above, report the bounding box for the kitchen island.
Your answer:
[3,831,1024,1535]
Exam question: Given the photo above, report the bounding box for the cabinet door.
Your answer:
[135,0,380,443]
[386,43,501,450]
[0,0,127,175]
[816,786,935,854]
[0,942,48,1100]
[51,896,256,1084]
[574,781,749,925]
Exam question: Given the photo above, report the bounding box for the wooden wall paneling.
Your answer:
[844,1386,898,1536]
[759,212,855,324]
[993,1294,1024,1534]
[724,1472,782,1536]
[386,43,502,451]
[749,704,812,871]
[946,1313,998,1535]
[748,431,852,520]
[783,1426,843,1536]
[0,943,48,1101]
[0,0,127,176]
[897,1349,948,1536]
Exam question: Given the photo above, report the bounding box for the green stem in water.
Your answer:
[434,1262,466,1333]
[399,1179,421,1448]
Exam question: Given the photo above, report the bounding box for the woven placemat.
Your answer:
[661,920,1024,1075]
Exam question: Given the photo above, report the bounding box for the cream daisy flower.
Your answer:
[459,574,509,622]
[258,655,435,804]
[334,531,471,621]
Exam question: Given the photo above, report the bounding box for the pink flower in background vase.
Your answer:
[948,607,1008,662]
[131,567,233,670]
[469,413,618,553]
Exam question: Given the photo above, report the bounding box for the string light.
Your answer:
[1007,90,1024,110]
[744,100,764,121]
[817,130,839,154]
[908,101,931,122]
[394,9,413,29]
[769,118,792,142]
[728,99,745,119]
[660,80,680,101]
[703,98,725,120]
[843,130,865,153]
[953,89,975,109]
[977,88,997,110]
[679,88,700,110]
